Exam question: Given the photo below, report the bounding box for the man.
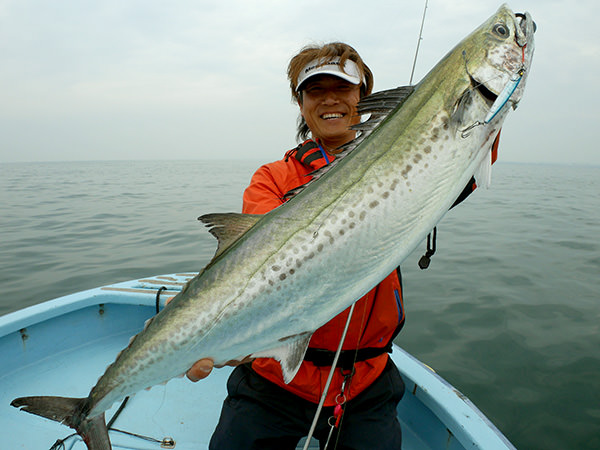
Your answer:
[184,42,406,449]
[183,41,500,449]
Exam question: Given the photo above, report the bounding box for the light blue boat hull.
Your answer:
[0,274,515,449]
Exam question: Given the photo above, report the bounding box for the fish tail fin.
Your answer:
[11,396,111,450]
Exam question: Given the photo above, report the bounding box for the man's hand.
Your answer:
[165,297,254,382]
[186,356,255,382]
[186,359,215,382]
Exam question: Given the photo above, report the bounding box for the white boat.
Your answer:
[0,273,515,449]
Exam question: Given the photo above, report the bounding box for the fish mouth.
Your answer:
[516,12,537,35]
[470,74,498,107]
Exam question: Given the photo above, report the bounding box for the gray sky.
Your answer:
[1,1,598,165]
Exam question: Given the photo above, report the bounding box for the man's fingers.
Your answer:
[186,359,214,382]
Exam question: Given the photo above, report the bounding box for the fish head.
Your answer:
[463,4,535,110]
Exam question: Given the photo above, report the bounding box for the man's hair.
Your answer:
[287,42,374,141]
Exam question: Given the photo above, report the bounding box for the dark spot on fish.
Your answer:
[413,154,422,164]
[317,244,324,252]
[272,265,280,271]
[424,145,432,154]
[382,191,390,199]
[268,280,274,286]
[349,211,355,218]
[369,200,379,208]
[289,268,295,275]
[279,272,287,281]
[367,186,374,194]
[442,118,449,130]
[390,179,399,191]
[339,229,345,236]
[360,211,367,220]
[296,260,302,268]
[349,222,356,229]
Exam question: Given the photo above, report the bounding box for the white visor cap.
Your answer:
[296,57,365,92]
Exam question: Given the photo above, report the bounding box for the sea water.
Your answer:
[1,160,598,449]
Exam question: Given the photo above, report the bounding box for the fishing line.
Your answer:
[302,302,356,450]
[409,0,429,85]
[326,294,370,449]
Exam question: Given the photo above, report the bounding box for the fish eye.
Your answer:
[492,23,509,38]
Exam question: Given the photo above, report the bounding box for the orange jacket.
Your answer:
[242,140,405,406]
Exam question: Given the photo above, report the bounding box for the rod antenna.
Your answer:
[409,0,429,85]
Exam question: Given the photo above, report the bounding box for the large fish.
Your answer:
[11,4,535,449]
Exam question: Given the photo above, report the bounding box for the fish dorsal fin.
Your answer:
[198,213,262,258]
[250,331,313,384]
[284,86,415,201]
[355,85,415,118]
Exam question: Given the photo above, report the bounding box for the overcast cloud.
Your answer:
[1,0,598,165]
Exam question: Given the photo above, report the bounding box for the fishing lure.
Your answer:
[483,65,525,123]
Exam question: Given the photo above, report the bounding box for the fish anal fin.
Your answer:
[250,332,313,384]
[198,213,262,258]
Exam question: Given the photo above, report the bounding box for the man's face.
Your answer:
[299,75,361,150]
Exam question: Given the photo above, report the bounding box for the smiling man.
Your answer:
[206,42,407,450]
[296,58,364,152]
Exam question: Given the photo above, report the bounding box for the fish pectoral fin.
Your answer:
[198,213,262,259]
[474,149,493,189]
[250,332,314,384]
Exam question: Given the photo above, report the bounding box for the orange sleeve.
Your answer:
[242,165,286,214]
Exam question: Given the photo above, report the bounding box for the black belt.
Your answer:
[303,343,392,371]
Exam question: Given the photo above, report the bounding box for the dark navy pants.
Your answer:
[209,358,404,450]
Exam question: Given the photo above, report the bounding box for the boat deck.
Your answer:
[0,274,514,449]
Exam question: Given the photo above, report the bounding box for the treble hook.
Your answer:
[460,121,484,138]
